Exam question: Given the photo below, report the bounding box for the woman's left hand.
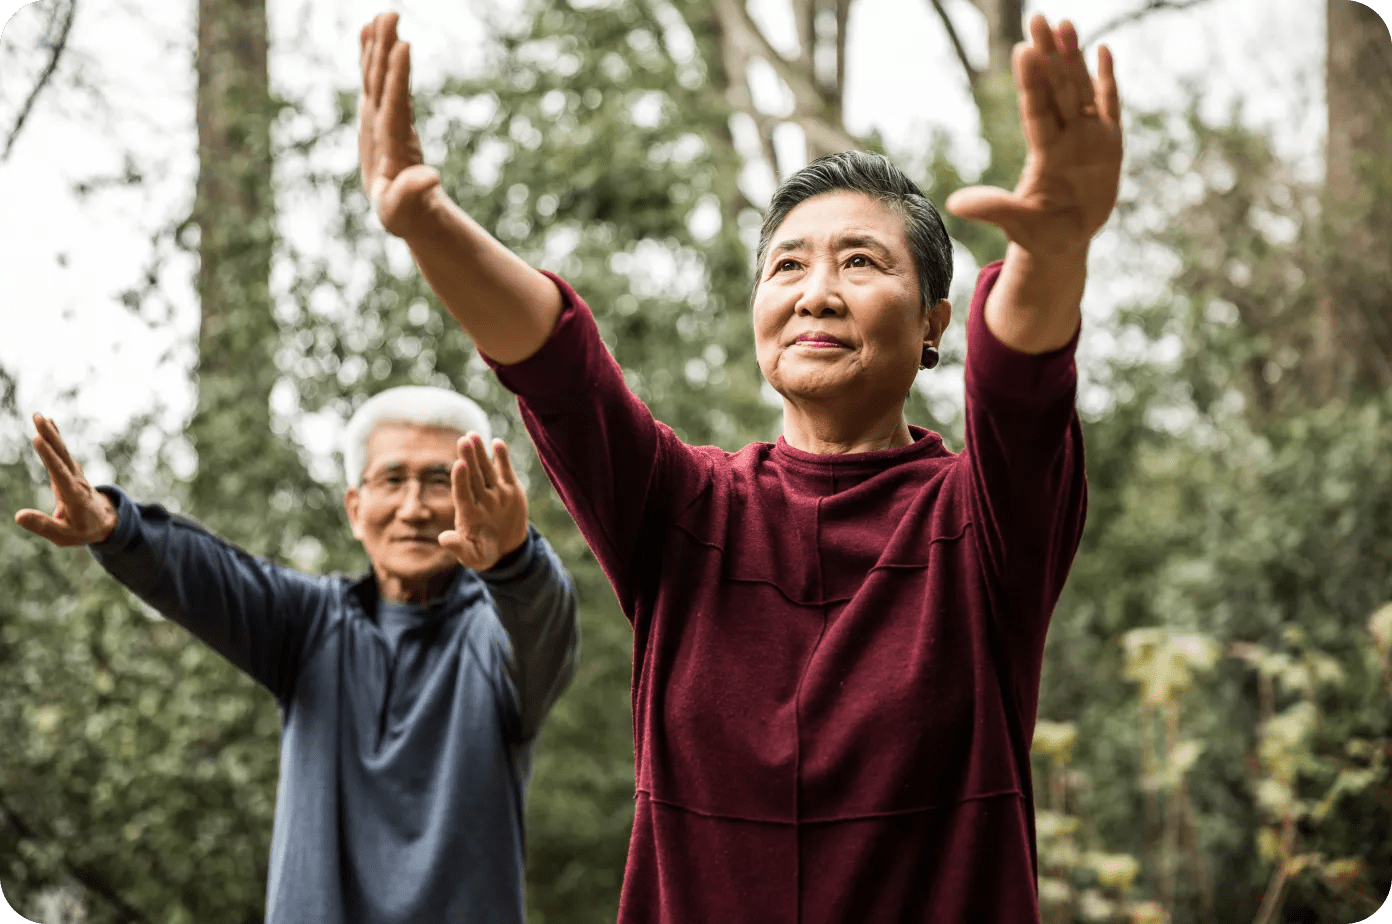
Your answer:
[946,15,1122,257]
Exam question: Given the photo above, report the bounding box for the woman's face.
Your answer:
[753,191,945,414]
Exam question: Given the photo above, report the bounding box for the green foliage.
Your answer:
[1032,103,1392,923]
[4,5,1390,924]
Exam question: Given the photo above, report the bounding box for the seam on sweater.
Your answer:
[799,789,1027,824]
[636,788,1025,825]
[664,520,973,608]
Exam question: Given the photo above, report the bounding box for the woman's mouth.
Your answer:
[795,333,849,348]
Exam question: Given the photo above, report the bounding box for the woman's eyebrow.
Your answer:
[833,234,892,257]
[770,237,807,256]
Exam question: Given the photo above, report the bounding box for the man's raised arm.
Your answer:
[359,12,561,365]
[15,414,324,704]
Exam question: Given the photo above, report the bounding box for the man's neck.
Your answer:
[377,567,457,606]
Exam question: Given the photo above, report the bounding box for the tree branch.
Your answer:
[1083,0,1212,47]
[2,0,77,161]
[712,0,859,161]
[926,0,980,92]
[712,0,830,125]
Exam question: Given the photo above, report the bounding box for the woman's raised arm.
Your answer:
[945,15,1122,355]
[359,12,562,364]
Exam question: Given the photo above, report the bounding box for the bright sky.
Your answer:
[0,0,1345,482]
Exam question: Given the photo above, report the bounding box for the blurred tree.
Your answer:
[1312,0,1392,400]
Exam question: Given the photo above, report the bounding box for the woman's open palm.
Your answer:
[946,16,1123,256]
[359,11,442,238]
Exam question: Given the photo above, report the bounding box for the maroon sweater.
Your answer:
[487,261,1086,923]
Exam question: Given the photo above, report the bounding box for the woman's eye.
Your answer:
[847,254,873,268]
[775,259,798,273]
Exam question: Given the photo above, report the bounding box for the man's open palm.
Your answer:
[14,414,118,547]
[438,434,529,572]
[359,11,441,238]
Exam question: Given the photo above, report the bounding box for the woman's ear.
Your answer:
[925,298,952,347]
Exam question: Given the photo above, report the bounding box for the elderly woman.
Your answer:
[360,10,1119,922]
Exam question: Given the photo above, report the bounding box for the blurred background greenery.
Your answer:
[1,0,1389,922]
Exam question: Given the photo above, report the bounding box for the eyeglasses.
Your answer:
[360,467,454,502]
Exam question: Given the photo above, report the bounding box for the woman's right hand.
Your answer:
[359,11,444,239]
[14,414,119,547]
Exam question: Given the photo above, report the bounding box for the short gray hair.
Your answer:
[754,151,954,309]
[342,386,491,485]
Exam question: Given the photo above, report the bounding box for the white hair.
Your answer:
[342,386,492,485]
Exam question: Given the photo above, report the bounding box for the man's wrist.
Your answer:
[92,490,120,545]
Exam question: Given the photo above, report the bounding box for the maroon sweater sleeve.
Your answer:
[480,272,703,617]
[961,260,1088,650]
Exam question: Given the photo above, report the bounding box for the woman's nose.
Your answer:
[795,265,845,317]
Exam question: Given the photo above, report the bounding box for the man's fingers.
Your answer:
[452,456,480,510]
[31,434,82,496]
[33,414,79,475]
[492,439,518,488]
[467,433,495,491]
[14,509,79,546]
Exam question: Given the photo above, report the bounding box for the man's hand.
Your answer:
[359,11,443,239]
[14,414,119,547]
[945,15,1122,257]
[438,434,529,572]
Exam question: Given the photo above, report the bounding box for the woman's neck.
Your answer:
[780,399,913,455]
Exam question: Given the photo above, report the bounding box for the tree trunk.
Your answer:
[1315,0,1392,400]
[188,0,282,541]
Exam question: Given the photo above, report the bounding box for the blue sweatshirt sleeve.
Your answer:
[477,526,579,742]
[89,486,332,705]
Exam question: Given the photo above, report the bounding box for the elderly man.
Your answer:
[14,386,579,924]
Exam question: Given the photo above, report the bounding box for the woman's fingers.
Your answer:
[382,40,414,146]
[366,13,397,105]
[1022,15,1099,128]
[944,185,1029,236]
[1056,20,1098,117]
[1096,45,1121,124]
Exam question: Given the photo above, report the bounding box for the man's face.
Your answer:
[343,422,461,603]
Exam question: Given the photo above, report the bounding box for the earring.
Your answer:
[920,345,940,370]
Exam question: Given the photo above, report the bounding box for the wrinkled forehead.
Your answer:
[364,421,464,472]
[763,191,911,264]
